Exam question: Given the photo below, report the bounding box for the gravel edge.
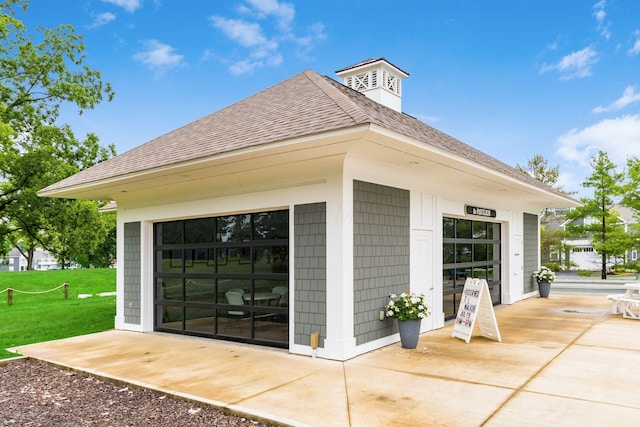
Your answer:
[0,357,279,427]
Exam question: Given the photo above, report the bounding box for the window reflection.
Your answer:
[185,218,215,244]
[217,247,251,274]
[154,209,289,348]
[157,221,183,245]
[254,211,288,240]
[218,214,251,242]
[255,246,288,273]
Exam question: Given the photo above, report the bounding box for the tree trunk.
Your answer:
[26,246,34,270]
[601,215,607,280]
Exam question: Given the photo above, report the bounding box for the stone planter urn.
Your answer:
[397,319,422,349]
[538,280,551,298]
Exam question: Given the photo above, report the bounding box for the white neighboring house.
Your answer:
[557,205,638,271]
[0,248,60,271]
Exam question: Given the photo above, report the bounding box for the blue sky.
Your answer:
[18,0,640,196]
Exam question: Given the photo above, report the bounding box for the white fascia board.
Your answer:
[365,123,580,208]
[38,124,371,200]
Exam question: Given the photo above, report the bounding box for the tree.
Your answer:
[517,154,576,222]
[565,151,625,279]
[621,157,640,265]
[516,154,561,188]
[45,199,109,268]
[87,212,116,268]
[624,157,640,213]
[0,0,115,266]
[539,225,569,266]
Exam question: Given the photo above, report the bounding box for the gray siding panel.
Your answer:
[124,222,141,325]
[353,180,410,346]
[523,213,539,293]
[294,203,327,347]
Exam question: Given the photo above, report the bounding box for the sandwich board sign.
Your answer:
[451,278,502,343]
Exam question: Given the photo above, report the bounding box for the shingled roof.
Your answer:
[40,69,570,200]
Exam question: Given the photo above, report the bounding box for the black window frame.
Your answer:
[153,209,289,348]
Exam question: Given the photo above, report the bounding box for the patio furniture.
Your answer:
[243,292,280,305]
[278,290,288,307]
[225,291,246,316]
[608,283,640,318]
[223,291,249,333]
[272,286,287,295]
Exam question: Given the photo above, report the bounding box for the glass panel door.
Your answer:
[442,217,501,320]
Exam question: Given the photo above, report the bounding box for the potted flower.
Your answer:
[385,292,430,348]
[533,266,555,298]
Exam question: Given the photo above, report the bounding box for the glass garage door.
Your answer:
[154,210,289,348]
[442,217,501,321]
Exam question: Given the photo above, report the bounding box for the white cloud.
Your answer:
[210,16,280,75]
[593,86,640,113]
[87,12,116,29]
[629,30,640,56]
[540,46,598,80]
[414,113,441,123]
[556,114,640,168]
[243,0,295,32]
[133,40,185,73]
[101,0,142,13]
[229,59,266,75]
[210,17,276,50]
[293,22,326,51]
[209,0,325,75]
[593,0,611,40]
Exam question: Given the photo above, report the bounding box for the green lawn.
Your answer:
[0,268,116,359]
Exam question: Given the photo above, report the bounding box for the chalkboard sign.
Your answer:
[451,278,502,343]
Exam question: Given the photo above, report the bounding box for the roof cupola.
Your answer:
[335,58,409,112]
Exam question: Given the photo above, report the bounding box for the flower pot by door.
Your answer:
[397,319,422,349]
[538,280,551,298]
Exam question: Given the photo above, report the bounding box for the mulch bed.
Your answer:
[0,358,277,426]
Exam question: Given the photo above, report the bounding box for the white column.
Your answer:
[140,221,154,332]
[322,173,357,360]
[114,216,126,329]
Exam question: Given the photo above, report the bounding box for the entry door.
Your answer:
[411,229,435,330]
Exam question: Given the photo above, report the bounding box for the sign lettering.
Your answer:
[465,205,497,218]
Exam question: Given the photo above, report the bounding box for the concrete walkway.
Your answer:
[10,293,640,426]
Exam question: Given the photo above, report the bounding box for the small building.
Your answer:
[0,249,23,271]
[39,59,579,361]
[0,248,60,271]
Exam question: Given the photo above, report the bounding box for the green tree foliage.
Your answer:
[540,225,569,266]
[88,212,116,268]
[624,157,640,213]
[0,0,115,267]
[516,154,575,223]
[516,154,561,188]
[565,151,626,279]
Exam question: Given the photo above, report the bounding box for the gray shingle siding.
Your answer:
[523,213,539,293]
[124,222,141,325]
[353,181,410,345]
[294,203,327,347]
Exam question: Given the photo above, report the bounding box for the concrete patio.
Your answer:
[10,292,640,426]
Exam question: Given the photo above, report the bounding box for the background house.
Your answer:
[0,248,60,271]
